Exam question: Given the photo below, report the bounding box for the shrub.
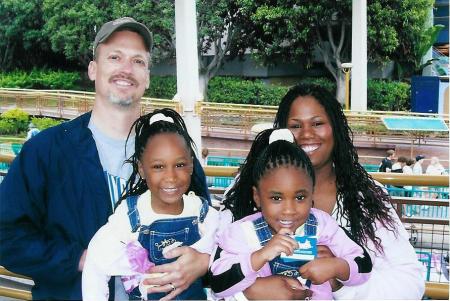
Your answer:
[367,80,410,111]
[0,69,80,89]
[207,77,289,106]
[1,108,29,134]
[31,117,63,130]
[147,76,177,99]
[0,119,16,135]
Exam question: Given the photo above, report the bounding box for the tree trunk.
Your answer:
[336,73,346,106]
[199,73,210,101]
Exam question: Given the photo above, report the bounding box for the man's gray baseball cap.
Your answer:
[93,17,152,57]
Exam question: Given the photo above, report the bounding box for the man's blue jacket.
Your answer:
[0,112,210,300]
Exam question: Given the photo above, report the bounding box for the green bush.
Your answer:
[31,117,63,130]
[0,119,16,135]
[147,76,177,99]
[0,108,30,134]
[0,69,80,89]
[368,80,410,111]
[0,69,410,112]
[207,77,290,106]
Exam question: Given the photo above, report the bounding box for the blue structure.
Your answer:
[410,76,446,114]
[435,0,449,45]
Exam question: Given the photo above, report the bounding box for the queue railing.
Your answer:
[1,88,448,145]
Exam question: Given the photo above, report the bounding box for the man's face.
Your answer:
[88,30,150,107]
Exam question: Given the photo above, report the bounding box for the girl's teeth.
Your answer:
[280,220,293,225]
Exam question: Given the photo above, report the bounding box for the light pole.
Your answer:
[341,63,353,110]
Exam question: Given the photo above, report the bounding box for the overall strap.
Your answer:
[126,195,141,233]
[252,216,273,246]
[304,213,318,236]
[198,196,210,223]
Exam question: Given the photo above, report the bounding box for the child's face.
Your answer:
[138,132,193,214]
[253,165,313,234]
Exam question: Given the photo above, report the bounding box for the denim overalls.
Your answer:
[252,213,318,287]
[126,195,209,300]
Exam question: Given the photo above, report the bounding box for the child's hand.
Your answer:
[299,257,349,285]
[317,245,343,291]
[251,229,298,271]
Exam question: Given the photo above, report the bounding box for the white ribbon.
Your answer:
[269,128,294,144]
[149,113,174,125]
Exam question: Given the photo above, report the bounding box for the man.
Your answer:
[0,17,209,300]
[378,149,395,172]
[413,155,426,175]
[391,156,407,173]
[26,122,40,140]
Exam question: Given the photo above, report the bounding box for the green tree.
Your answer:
[42,0,175,67]
[231,0,434,104]
[197,0,252,99]
[0,0,55,71]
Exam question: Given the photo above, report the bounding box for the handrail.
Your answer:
[0,155,448,187]
[203,166,450,187]
[0,154,14,164]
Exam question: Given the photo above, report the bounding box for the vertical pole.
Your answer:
[175,0,202,154]
[351,0,367,111]
[345,70,350,111]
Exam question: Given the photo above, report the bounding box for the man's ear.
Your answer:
[138,161,145,179]
[88,61,97,81]
[252,186,261,208]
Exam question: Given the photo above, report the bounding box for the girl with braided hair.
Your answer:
[245,83,421,299]
[83,108,219,301]
[210,128,372,300]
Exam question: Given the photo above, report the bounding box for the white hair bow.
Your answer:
[269,128,294,144]
[149,113,174,125]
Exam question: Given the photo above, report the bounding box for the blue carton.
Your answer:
[280,235,317,263]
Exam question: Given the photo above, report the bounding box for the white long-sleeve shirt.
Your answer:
[332,202,424,299]
[82,191,219,301]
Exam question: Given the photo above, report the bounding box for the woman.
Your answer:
[223,84,424,299]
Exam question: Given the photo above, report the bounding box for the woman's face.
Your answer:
[286,96,334,170]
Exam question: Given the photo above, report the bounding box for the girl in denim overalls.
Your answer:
[83,109,219,300]
[209,129,372,300]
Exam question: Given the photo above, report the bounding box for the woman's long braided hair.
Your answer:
[116,108,205,208]
[273,84,396,252]
[222,128,315,220]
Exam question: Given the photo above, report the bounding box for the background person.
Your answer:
[413,155,426,175]
[425,156,446,176]
[26,122,40,140]
[378,149,395,172]
[0,17,209,300]
[403,158,415,198]
[391,156,407,173]
[425,156,447,199]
